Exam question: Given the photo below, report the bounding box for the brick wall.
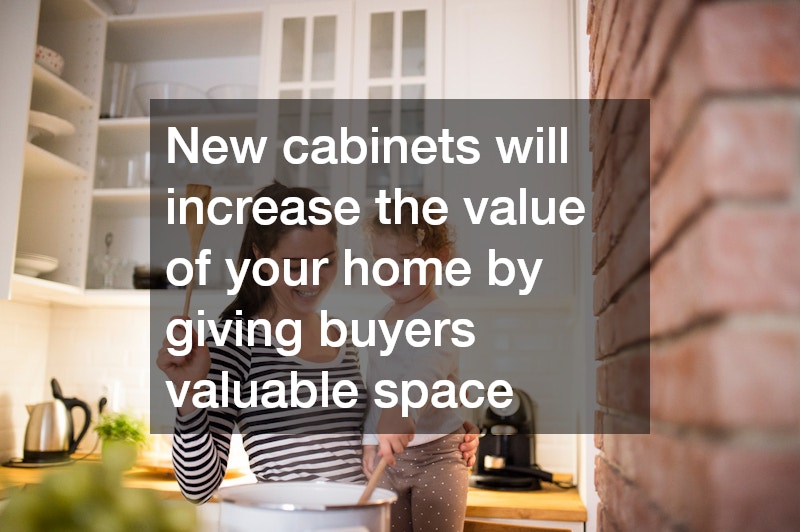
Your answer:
[589,1,800,531]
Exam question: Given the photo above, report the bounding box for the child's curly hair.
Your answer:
[364,194,455,261]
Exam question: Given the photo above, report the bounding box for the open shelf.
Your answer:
[23,143,87,180]
[97,117,150,154]
[92,188,150,217]
[106,10,263,62]
[32,64,94,109]
[11,273,151,307]
[39,0,104,22]
[10,273,82,304]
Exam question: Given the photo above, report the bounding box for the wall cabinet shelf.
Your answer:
[11,273,149,307]
[24,143,88,181]
[32,64,94,110]
[0,0,104,297]
[3,0,577,301]
[106,11,264,62]
[97,118,149,154]
[92,188,149,217]
[88,7,267,291]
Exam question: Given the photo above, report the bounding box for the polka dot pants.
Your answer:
[378,430,470,532]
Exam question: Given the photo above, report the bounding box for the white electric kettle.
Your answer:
[23,378,91,464]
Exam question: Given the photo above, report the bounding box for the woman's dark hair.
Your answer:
[220,182,337,320]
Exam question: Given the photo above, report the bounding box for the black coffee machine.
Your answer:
[469,387,553,490]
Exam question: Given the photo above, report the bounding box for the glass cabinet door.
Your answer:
[263,2,353,200]
[352,0,443,201]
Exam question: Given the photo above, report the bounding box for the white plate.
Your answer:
[15,252,59,277]
[28,110,75,141]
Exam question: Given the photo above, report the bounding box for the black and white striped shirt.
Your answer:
[172,321,368,503]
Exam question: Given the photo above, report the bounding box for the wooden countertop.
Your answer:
[0,456,248,502]
[1,461,586,524]
[466,481,586,523]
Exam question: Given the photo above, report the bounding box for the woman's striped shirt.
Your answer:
[172,320,368,503]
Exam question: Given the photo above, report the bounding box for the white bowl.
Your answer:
[35,44,64,77]
[27,110,75,142]
[207,84,258,113]
[15,252,59,277]
[218,482,396,532]
[134,82,211,116]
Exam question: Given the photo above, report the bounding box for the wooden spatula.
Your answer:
[357,456,388,505]
[182,184,212,316]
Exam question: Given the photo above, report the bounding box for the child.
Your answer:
[361,195,469,532]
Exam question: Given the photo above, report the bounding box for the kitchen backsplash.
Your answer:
[0,299,50,462]
[0,297,578,476]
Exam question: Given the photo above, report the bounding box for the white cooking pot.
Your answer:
[218,481,397,532]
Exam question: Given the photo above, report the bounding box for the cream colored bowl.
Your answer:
[15,252,59,277]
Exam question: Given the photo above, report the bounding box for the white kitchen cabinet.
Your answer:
[260,0,442,204]
[89,9,265,289]
[440,0,579,298]
[2,0,578,302]
[260,0,354,203]
[1,0,105,300]
[349,0,444,208]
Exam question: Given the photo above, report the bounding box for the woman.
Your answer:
[156,183,477,503]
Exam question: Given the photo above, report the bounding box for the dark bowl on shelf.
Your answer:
[133,266,168,289]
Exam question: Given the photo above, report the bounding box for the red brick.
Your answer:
[697,2,800,91]
[649,50,703,182]
[597,503,618,532]
[650,207,800,336]
[591,0,621,97]
[628,0,694,99]
[592,99,649,235]
[591,99,621,187]
[594,194,649,313]
[626,0,659,62]
[597,345,650,417]
[650,1,800,181]
[603,431,709,529]
[596,271,649,358]
[597,410,647,437]
[602,427,800,531]
[595,457,674,531]
[595,410,604,450]
[706,445,800,531]
[593,118,649,304]
[651,321,800,429]
[597,0,634,100]
[650,100,797,257]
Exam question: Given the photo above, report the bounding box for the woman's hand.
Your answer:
[155,316,211,416]
[460,420,480,468]
[362,445,378,479]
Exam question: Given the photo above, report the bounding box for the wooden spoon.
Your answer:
[357,456,388,505]
[182,184,212,316]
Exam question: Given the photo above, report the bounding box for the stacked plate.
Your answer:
[14,252,59,277]
[27,110,75,142]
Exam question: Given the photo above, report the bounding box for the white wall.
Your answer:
[0,299,50,462]
[44,306,152,445]
[0,296,577,474]
[0,300,150,461]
